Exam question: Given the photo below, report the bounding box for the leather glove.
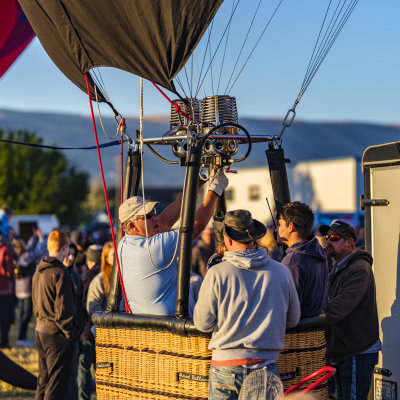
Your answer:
[208,168,228,197]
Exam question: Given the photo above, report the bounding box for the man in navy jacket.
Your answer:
[277,201,328,317]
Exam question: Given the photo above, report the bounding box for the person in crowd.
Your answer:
[78,244,102,400]
[0,205,13,240]
[32,230,77,400]
[70,230,87,275]
[194,209,300,400]
[87,241,114,316]
[63,241,87,400]
[191,226,215,279]
[259,227,282,262]
[320,220,380,400]
[15,226,47,347]
[276,201,328,317]
[207,241,228,269]
[118,168,228,316]
[0,235,14,349]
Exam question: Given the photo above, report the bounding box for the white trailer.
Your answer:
[10,214,59,242]
[362,141,400,400]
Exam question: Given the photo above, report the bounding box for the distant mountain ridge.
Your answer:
[0,108,399,187]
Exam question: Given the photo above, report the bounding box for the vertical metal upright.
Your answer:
[175,144,202,319]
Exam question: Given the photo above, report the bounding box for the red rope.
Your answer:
[119,119,124,239]
[151,82,193,121]
[84,74,132,314]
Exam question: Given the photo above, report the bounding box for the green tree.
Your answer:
[0,129,89,226]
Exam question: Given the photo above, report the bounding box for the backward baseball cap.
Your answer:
[119,196,159,224]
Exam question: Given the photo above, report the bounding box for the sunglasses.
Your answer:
[325,234,344,242]
[135,209,157,221]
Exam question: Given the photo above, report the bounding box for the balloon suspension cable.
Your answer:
[278,98,299,142]
[84,73,132,314]
[278,0,359,142]
[94,84,123,140]
[151,82,193,122]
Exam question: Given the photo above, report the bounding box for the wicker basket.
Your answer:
[278,321,327,399]
[94,314,326,399]
[94,315,212,400]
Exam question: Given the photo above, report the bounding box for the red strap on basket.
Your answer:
[84,74,132,314]
[284,366,336,395]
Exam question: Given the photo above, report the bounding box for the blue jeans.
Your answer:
[17,297,32,340]
[78,340,95,400]
[334,352,378,400]
[208,363,279,400]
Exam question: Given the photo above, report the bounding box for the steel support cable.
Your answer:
[179,55,207,99]
[279,0,359,140]
[223,0,263,94]
[300,0,351,95]
[297,0,334,99]
[226,0,284,94]
[194,0,242,98]
[182,61,191,97]
[300,0,358,96]
[174,76,188,99]
[91,68,110,102]
[216,0,236,94]
[193,17,216,97]
[84,73,132,314]
[208,19,215,96]
[94,84,121,140]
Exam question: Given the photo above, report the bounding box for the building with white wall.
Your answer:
[224,156,362,225]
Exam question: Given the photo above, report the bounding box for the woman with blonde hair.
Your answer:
[87,242,115,316]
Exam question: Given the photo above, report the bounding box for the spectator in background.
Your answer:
[87,242,114,316]
[15,226,47,347]
[70,230,88,275]
[0,235,14,348]
[191,226,215,279]
[33,230,77,400]
[0,205,13,239]
[63,241,87,400]
[259,227,282,262]
[79,244,102,400]
[276,202,328,317]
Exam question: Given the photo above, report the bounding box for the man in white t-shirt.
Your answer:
[118,169,228,316]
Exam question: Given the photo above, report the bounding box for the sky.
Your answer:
[1,0,399,125]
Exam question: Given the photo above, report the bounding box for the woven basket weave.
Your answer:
[278,327,327,399]
[94,316,326,399]
[95,326,211,400]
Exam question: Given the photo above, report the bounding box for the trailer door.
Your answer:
[363,142,400,400]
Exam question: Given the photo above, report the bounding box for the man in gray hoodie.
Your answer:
[277,201,328,317]
[194,210,300,400]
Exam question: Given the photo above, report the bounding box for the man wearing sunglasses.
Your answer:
[117,169,228,317]
[319,220,380,400]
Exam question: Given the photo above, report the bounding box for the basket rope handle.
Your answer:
[284,366,336,395]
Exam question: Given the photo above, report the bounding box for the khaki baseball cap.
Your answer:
[119,196,159,224]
